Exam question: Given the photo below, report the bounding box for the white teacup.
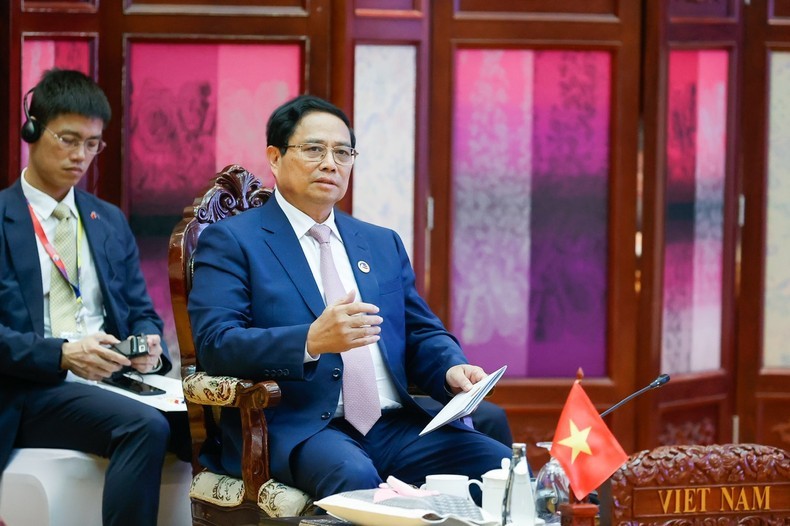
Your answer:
[420,474,482,501]
[480,458,536,524]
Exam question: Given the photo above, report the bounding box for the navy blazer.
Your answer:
[0,179,170,470]
[188,196,468,484]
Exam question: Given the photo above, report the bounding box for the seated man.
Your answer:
[188,94,513,502]
[0,69,187,526]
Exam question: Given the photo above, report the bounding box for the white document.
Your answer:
[419,365,507,436]
[316,492,500,526]
[68,372,187,412]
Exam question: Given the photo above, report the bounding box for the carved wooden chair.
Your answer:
[168,165,312,525]
[598,443,790,525]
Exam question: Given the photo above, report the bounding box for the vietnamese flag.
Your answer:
[550,381,628,501]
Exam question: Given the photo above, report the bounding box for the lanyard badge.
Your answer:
[27,201,86,331]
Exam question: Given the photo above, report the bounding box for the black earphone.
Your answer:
[21,86,42,143]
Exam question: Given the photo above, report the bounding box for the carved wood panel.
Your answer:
[658,406,719,446]
[756,396,790,450]
[430,0,642,454]
[639,0,742,453]
[771,0,790,19]
[738,0,790,456]
[669,0,736,20]
[22,0,97,13]
[124,0,307,13]
[603,444,790,524]
[355,0,419,11]
[455,0,617,18]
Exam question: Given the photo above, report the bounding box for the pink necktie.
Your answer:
[308,224,381,435]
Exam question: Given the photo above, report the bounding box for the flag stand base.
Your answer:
[558,502,598,526]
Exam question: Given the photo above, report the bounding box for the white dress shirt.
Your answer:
[21,170,106,339]
[274,189,402,414]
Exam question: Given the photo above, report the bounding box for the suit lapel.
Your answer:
[75,191,109,275]
[336,214,380,307]
[259,199,326,319]
[335,214,392,362]
[75,191,118,324]
[74,189,114,294]
[4,182,46,333]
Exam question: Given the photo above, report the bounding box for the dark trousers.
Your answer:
[14,381,181,526]
[289,408,511,504]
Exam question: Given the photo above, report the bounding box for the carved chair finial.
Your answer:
[194,164,272,224]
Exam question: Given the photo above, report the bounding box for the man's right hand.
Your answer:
[306,290,382,356]
[60,332,131,381]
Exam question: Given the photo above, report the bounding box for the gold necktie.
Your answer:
[50,203,79,337]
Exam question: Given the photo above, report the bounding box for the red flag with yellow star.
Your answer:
[550,381,628,501]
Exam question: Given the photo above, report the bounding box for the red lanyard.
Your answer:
[27,202,83,304]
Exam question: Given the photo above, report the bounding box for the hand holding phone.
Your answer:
[111,334,150,359]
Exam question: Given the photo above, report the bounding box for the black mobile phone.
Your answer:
[102,375,165,396]
[111,334,150,359]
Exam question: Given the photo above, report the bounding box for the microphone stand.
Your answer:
[600,374,670,418]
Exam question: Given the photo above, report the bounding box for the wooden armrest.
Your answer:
[182,371,281,501]
[182,371,281,409]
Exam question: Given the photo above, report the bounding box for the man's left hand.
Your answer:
[445,364,487,395]
[129,334,163,374]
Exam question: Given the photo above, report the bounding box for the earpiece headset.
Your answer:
[20,86,41,143]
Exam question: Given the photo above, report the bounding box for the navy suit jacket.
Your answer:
[0,179,171,470]
[188,196,468,484]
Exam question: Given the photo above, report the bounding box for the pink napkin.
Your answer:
[374,476,439,503]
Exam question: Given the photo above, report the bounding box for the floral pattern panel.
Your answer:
[661,50,728,375]
[451,49,611,378]
[764,51,790,368]
[352,44,416,260]
[127,42,302,361]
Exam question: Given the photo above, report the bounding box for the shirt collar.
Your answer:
[274,187,343,244]
[20,168,78,220]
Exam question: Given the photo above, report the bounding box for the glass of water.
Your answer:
[533,442,569,523]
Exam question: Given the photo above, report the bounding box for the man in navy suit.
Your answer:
[0,69,180,525]
[188,95,512,502]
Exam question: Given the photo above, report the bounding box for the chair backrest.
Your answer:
[168,164,272,467]
[599,443,790,524]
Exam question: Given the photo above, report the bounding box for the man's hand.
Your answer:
[446,364,488,395]
[60,332,130,381]
[129,334,163,374]
[307,290,383,356]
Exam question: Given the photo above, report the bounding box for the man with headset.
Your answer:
[0,69,181,525]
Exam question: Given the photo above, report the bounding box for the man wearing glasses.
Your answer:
[0,69,180,525]
[188,95,511,503]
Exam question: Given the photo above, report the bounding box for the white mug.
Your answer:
[480,459,536,525]
[420,474,483,501]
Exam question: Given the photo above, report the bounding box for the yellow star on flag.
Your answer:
[557,419,592,463]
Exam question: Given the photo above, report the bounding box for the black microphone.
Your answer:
[599,374,670,418]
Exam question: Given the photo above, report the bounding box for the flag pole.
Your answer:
[558,500,598,526]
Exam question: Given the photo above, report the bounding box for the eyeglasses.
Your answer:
[285,143,358,166]
[43,126,106,155]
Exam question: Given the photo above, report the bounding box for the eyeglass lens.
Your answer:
[296,144,356,165]
[45,127,105,154]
